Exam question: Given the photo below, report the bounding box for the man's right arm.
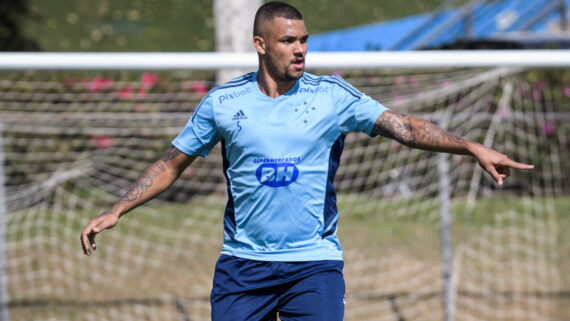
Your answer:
[80,146,196,255]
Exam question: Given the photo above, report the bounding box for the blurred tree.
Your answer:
[0,0,41,51]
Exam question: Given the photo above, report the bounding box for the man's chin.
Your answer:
[286,70,304,81]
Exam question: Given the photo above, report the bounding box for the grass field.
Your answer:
[81,194,570,260]
[7,192,569,320]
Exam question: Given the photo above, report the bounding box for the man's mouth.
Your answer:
[292,58,304,69]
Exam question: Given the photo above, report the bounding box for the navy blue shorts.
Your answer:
[210,255,345,321]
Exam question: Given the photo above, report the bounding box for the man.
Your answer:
[80,2,533,320]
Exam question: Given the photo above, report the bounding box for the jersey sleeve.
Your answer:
[172,94,221,157]
[331,75,389,136]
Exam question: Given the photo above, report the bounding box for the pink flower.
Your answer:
[137,88,147,98]
[534,81,546,89]
[392,142,401,152]
[542,121,556,136]
[394,95,405,105]
[117,85,133,100]
[184,168,196,179]
[409,76,418,87]
[332,70,344,77]
[532,90,541,101]
[564,87,570,98]
[442,79,453,87]
[141,72,160,89]
[65,77,77,85]
[90,136,114,149]
[90,77,113,93]
[189,81,208,96]
[498,107,511,117]
[395,76,405,85]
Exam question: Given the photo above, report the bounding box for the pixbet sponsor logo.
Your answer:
[299,87,328,94]
[255,163,299,188]
[218,87,252,104]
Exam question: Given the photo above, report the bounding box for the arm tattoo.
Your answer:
[100,146,186,218]
[121,161,165,202]
[373,111,466,150]
[119,147,181,204]
[414,120,466,147]
[98,161,165,217]
[372,111,413,142]
[160,146,183,162]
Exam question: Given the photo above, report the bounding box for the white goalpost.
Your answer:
[0,51,568,321]
[0,121,10,321]
[0,50,569,70]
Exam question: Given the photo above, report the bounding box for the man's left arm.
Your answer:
[372,110,534,186]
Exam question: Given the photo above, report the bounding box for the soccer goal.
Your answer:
[0,51,568,321]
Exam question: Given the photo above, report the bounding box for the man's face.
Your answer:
[257,17,309,82]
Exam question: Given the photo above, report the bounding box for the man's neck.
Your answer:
[256,68,298,98]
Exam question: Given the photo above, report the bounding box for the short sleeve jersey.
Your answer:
[173,72,388,262]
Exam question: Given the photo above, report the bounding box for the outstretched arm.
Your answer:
[372,110,533,185]
[80,146,196,255]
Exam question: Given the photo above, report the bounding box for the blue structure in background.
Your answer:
[308,0,570,51]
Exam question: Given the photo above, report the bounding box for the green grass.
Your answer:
[338,194,570,247]
[9,193,569,255]
[16,192,567,254]
[23,0,448,52]
[25,0,214,52]
[86,194,570,267]
[6,194,570,319]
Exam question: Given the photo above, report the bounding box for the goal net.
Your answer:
[0,62,568,320]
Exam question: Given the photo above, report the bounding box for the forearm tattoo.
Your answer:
[122,147,183,202]
[373,111,465,149]
[98,163,164,217]
[121,161,166,203]
[104,147,183,215]
[412,118,466,147]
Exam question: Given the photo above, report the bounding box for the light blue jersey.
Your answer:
[173,72,388,261]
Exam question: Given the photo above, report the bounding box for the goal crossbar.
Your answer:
[0,50,569,70]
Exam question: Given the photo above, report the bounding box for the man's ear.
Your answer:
[253,35,266,55]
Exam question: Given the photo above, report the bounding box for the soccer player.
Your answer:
[80,2,534,320]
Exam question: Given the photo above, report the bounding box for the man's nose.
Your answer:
[293,41,306,55]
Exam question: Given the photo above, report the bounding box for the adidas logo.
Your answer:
[232,110,248,121]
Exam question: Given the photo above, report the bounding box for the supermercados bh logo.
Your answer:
[254,157,301,188]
